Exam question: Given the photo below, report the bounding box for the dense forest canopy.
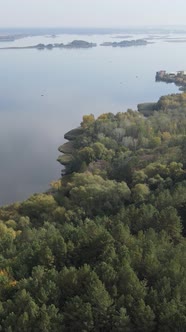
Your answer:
[0,92,186,331]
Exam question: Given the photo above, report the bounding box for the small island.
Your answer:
[156,70,186,91]
[64,40,97,48]
[0,40,97,50]
[100,39,149,47]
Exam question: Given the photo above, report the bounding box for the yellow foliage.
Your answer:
[9,280,17,287]
[161,131,171,141]
[0,222,16,239]
[98,113,109,120]
[50,180,61,190]
[81,114,95,128]
[0,269,17,287]
[0,269,8,277]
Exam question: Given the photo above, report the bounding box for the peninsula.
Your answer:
[156,70,186,91]
[0,91,186,331]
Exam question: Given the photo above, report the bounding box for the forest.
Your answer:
[0,92,186,331]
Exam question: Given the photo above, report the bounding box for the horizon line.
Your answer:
[1,24,186,29]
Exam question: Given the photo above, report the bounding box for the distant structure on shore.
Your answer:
[156,70,186,91]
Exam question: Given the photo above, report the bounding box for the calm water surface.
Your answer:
[0,32,185,205]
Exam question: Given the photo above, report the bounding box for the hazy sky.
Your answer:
[1,0,186,28]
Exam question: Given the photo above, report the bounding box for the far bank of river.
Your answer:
[0,39,150,50]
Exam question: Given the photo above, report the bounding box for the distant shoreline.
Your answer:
[0,40,97,50]
[0,39,150,50]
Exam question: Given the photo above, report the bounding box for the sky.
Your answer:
[1,0,186,28]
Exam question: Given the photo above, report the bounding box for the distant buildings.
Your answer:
[156,70,186,79]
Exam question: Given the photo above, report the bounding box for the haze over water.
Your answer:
[0,28,185,205]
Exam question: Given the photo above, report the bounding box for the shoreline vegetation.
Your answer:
[0,81,186,329]
[0,39,150,50]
